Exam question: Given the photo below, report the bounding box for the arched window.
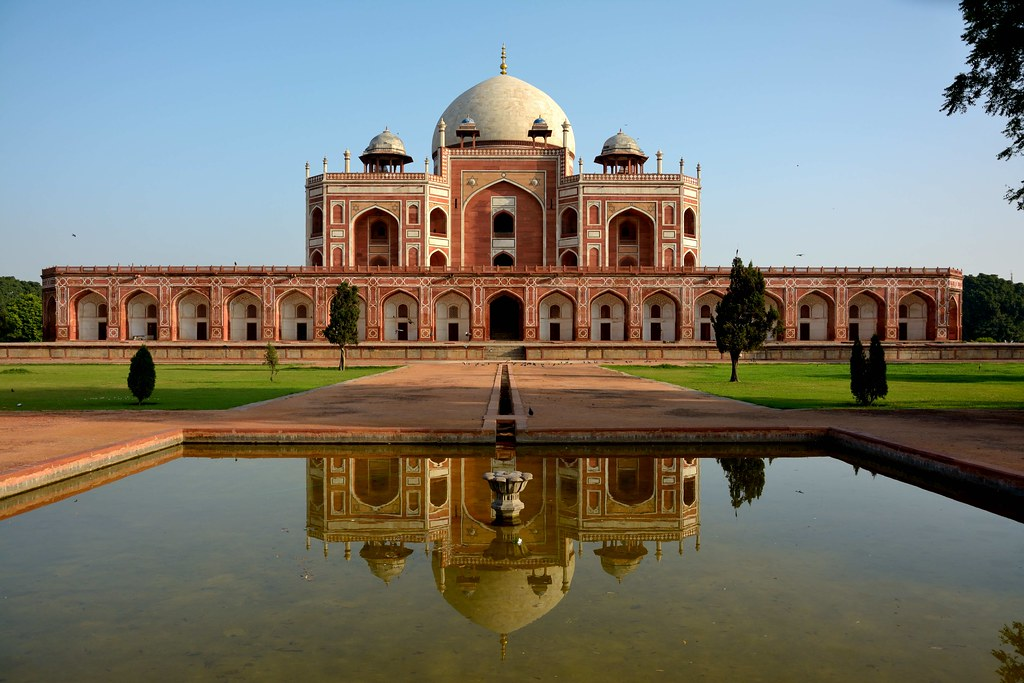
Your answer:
[493,253,514,267]
[331,204,343,224]
[550,304,561,318]
[197,304,207,318]
[683,209,696,237]
[849,304,860,318]
[665,204,675,225]
[588,204,600,224]
[430,209,447,236]
[408,204,419,224]
[700,304,711,318]
[493,212,514,236]
[448,305,459,319]
[800,304,811,318]
[296,304,308,318]
[370,220,388,242]
[600,304,611,318]
[98,303,108,317]
[560,251,578,266]
[561,210,578,237]
[618,256,637,267]
[369,256,388,267]
[899,304,908,317]
[683,251,696,268]
[430,251,447,267]
[397,303,409,318]
[311,207,323,237]
[146,304,157,318]
[246,304,258,318]
[619,221,637,242]
[310,251,323,267]
[651,304,661,318]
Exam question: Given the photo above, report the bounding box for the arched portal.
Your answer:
[280,292,314,341]
[539,293,574,341]
[75,292,108,341]
[125,292,159,340]
[177,291,210,341]
[590,293,626,341]
[435,292,470,342]
[488,294,522,341]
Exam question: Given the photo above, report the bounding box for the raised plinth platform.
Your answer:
[1,341,1022,365]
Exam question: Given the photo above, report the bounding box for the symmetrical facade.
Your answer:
[41,53,962,346]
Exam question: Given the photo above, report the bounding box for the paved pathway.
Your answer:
[1,363,1022,491]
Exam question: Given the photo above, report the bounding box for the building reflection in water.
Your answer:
[305,452,700,657]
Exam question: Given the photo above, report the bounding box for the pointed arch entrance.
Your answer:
[488,294,522,341]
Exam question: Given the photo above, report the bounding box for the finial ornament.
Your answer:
[500,44,507,75]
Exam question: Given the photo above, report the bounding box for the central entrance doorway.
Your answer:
[488,294,522,341]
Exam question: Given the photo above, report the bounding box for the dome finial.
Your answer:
[500,44,507,75]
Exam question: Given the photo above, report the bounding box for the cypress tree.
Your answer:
[868,334,888,403]
[850,337,868,404]
[127,345,156,405]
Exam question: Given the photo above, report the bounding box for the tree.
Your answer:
[850,337,869,404]
[323,282,360,370]
[993,621,1024,683]
[717,457,767,514]
[942,1,1024,210]
[0,293,42,342]
[712,256,780,382]
[867,334,889,404]
[127,345,156,404]
[264,343,279,381]
[963,273,1024,341]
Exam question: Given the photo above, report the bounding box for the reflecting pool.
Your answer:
[0,447,1021,682]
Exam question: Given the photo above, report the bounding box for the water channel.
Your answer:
[0,444,1021,682]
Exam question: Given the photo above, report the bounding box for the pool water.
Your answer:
[0,449,1021,682]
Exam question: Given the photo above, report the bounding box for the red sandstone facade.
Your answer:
[41,59,962,347]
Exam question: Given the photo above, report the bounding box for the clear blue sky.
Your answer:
[0,0,1020,283]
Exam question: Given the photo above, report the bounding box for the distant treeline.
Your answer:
[0,277,42,342]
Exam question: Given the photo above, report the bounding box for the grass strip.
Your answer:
[0,364,391,411]
[608,362,1024,410]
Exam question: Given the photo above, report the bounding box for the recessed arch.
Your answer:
[487,291,523,341]
[434,290,471,341]
[539,291,575,341]
[429,207,448,237]
[847,290,885,341]
[429,250,448,268]
[310,249,323,267]
[560,250,578,267]
[124,290,159,340]
[278,290,314,341]
[310,206,324,237]
[609,208,655,267]
[175,289,211,341]
[694,290,725,342]
[493,252,515,267]
[683,251,697,269]
[559,207,578,238]
[590,291,627,341]
[227,290,262,341]
[898,290,935,340]
[382,290,419,341]
[643,291,678,342]
[74,290,108,341]
[797,290,835,341]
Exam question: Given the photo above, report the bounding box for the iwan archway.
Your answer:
[488,293,522,341]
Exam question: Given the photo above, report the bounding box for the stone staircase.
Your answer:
[484,344,526,360]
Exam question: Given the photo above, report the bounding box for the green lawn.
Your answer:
[0,364,391,411]
[608,363,1024,410]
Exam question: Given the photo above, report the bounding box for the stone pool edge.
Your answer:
[3,424,1022,502]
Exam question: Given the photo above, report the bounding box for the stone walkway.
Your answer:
[1,363,1022,496]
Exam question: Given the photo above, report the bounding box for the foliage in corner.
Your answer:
[712,256,779,382]
[0,277,43,342]
[323,282,361,370]
[993,621,1024,683]
[963,273,1024,341]
[264,343,279,381]
[127,345,156,404]
[942,1,1024,210]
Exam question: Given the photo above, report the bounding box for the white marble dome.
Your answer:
[431,74,575,155]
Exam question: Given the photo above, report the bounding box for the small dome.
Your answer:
[534,116,546,124]
[599,130,644,157]
[461,117,475,125]
[362,127,409,157]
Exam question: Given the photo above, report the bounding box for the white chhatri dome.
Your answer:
[431,73,575,155]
